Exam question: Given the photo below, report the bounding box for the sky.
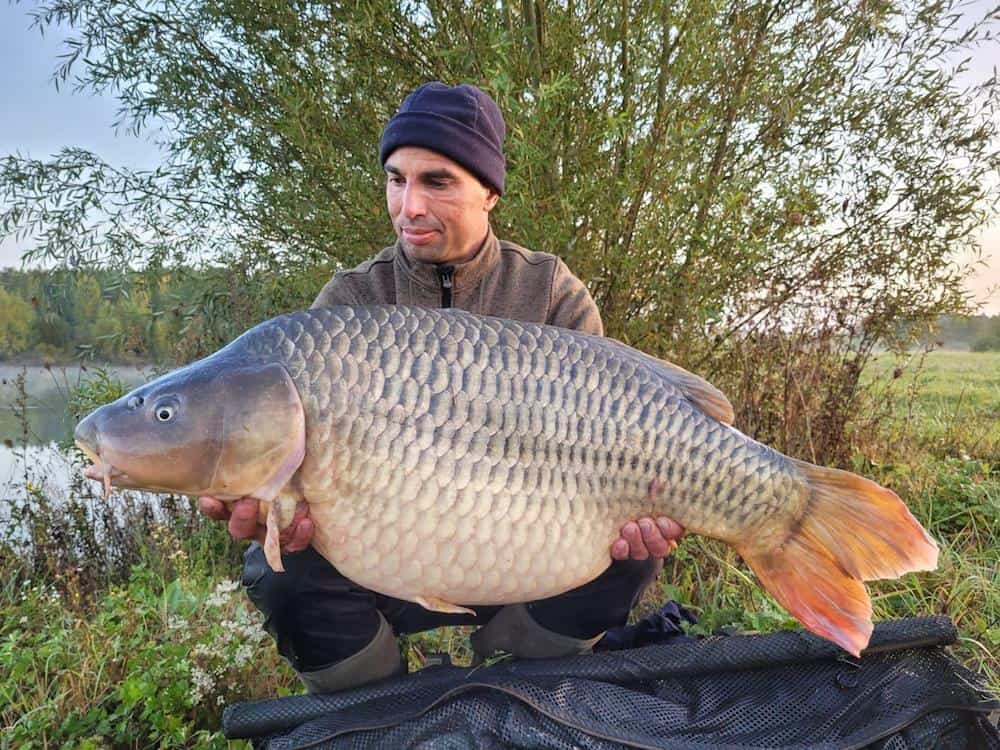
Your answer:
[1,2,998,314]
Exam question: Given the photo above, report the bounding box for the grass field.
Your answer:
[1,350,998,747]
[875,350,1000,459]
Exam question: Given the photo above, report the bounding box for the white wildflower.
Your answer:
[205,593,228,608]
[239,623,267,644]
[234,643,255,667]
[167,615,187,630]
[189,665,215,705]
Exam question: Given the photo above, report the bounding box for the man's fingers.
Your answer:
[614,516,684,561]
[198,496,231,522]
[638,517,672,557]
[283,517,314,553]
[277,502,314,551]
[620,521,649,560]
[655,516,685,541]
[228,498,262,540]
[610,538,630,560]
[211,497,313,550]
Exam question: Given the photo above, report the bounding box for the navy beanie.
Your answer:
[379,82,506,195]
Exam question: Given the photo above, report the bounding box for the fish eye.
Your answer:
[154,403,176,422]
[127,395,145,410]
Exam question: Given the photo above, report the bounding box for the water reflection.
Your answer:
[0,364,159,540]
[0,363,150,447]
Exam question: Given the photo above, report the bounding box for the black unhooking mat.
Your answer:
[223,616,999,749]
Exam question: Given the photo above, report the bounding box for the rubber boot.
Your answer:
[296,611,405,694]
[470,603,604,663]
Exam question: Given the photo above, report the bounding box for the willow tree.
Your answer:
[2,0,998,457]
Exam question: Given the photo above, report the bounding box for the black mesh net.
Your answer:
[224,616,999,749]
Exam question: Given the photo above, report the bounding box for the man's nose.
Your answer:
[401,185,427,218]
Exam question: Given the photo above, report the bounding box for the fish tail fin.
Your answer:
[738,460,938,657]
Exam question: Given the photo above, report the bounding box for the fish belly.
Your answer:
[262,306,792,606]
[245,306,937,656]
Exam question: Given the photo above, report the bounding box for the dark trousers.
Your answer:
[243,543,660,672]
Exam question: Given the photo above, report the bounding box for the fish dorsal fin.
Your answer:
[600,337,735,424]
[656,358,735,425]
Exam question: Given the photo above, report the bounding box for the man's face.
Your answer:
[385,146,499,265]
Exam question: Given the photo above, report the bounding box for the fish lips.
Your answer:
[76,439,142,493]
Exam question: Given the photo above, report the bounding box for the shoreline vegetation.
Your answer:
[3,268,1000,368]
[1,348,997,748]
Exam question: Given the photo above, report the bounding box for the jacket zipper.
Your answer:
[437,265,454,308]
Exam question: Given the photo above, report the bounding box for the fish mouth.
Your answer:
[76,440,134,498]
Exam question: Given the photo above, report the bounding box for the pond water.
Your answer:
[0,363,152,511]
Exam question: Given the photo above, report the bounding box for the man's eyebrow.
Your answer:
[421,168,457,181]
[385,164,458,179]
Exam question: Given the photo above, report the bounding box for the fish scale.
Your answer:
[77,304,939,655]
[241,306,797,605]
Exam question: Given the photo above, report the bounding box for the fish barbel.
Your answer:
[75,305,938,656]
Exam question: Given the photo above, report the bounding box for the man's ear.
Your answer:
[485,189,500,212]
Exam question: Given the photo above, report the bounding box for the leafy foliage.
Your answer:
[1,0,996,339]
[0,286,33,356]
[0,267,255,363]
[0,564,294,748]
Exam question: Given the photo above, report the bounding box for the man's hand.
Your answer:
[611,517,684,561]
[198,496,314,553]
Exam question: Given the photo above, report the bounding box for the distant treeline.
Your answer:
[2,268,998,364]
[0,269,244,362]
[930,314,1000,352]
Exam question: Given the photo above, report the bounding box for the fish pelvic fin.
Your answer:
[739,460,938,657]
[415,596,477,616]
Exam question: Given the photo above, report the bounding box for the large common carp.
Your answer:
[75,305,938,656]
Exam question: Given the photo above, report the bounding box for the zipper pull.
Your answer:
[438,265,454,308]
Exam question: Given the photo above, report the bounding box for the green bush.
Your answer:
[0,561,297,748]
[971,334,1000,352]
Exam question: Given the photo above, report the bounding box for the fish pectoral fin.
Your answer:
[415,596,476,616]
[263,501,286,574]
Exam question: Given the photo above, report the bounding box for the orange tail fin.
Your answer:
[738,460,938,657]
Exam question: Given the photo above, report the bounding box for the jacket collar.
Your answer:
[394,227,500,292]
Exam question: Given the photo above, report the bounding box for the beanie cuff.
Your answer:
[379,111,506,195]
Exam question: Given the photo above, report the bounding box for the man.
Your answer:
[200,82,683,693]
